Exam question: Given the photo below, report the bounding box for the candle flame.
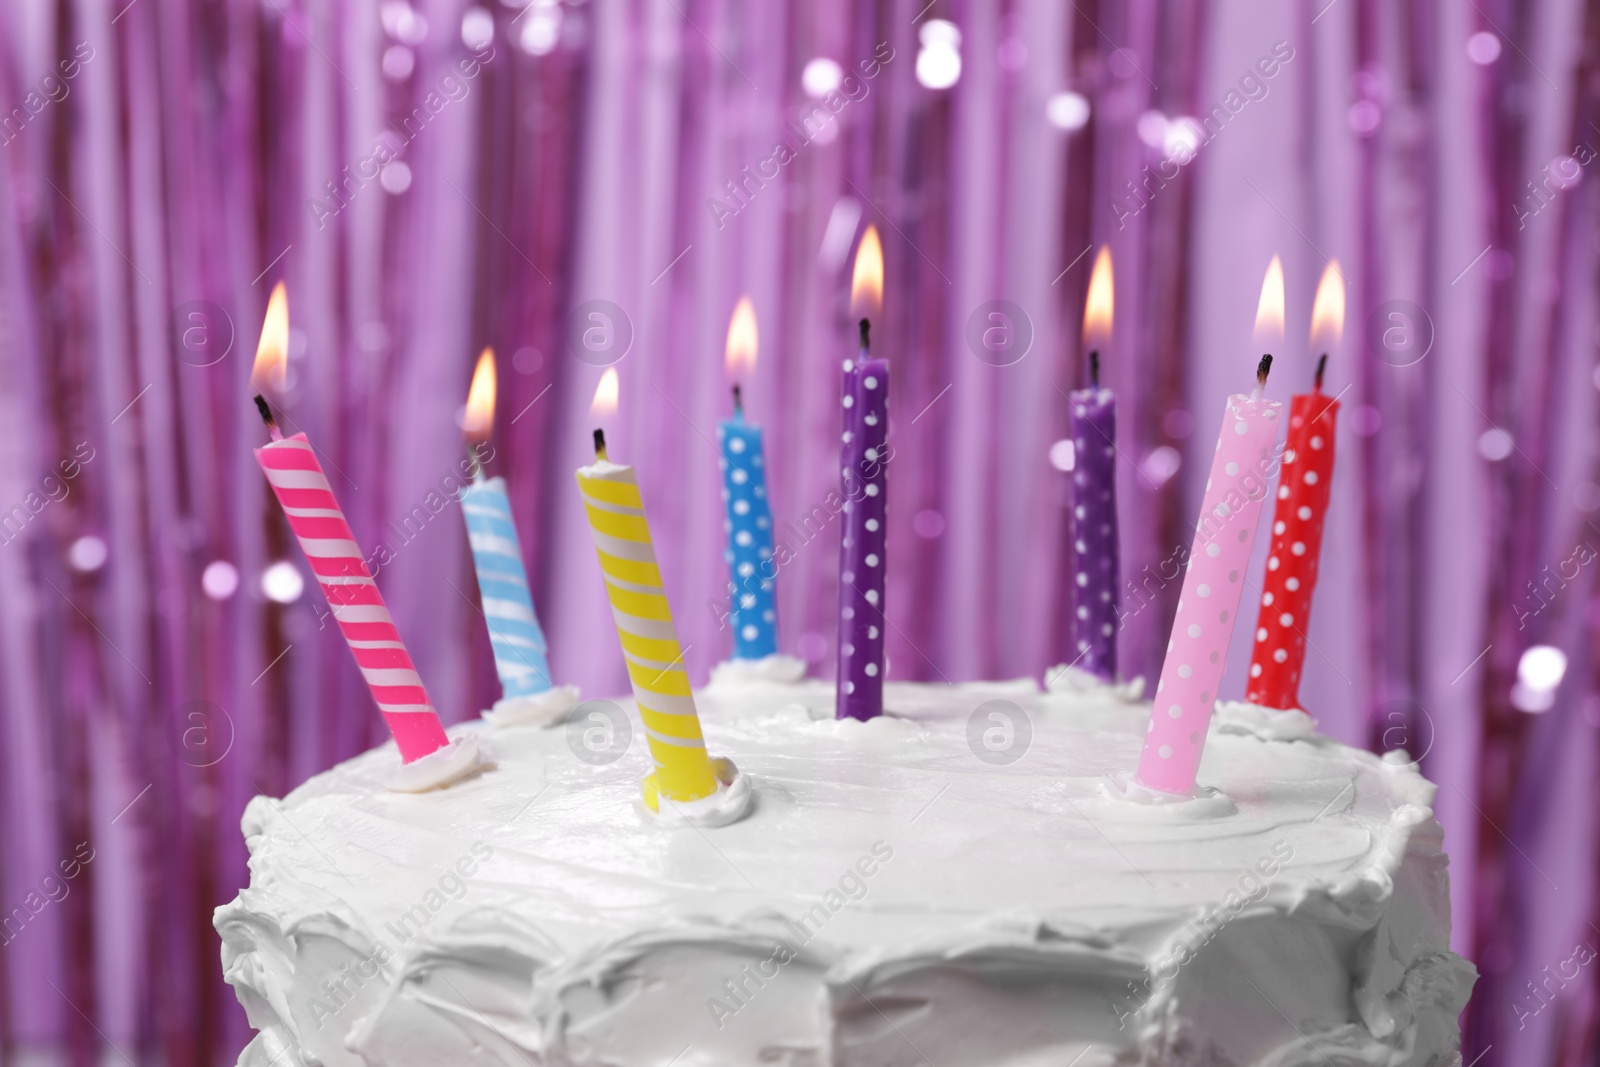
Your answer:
[463,348,497,440]
[590,366,620,420]
[850,225,883,319]
[1083,246,1113,347]
[724,296,759,380]
[1309,260,1345,352]
[1252,255,1285,348]
[251,282,289,393]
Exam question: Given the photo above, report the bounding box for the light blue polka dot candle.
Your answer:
[718,385,778,660]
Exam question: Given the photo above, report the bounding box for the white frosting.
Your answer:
[480,684,582,729]
[707,653,809,688]
[1096,771,1239,819]
[382,734,484,793]
[1213,698,1319,741]
[641,757,753,828]
[1044,663,1146,702]
[218,677,1474,1066]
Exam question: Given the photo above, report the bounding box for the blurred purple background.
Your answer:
[1,0,1597,1063]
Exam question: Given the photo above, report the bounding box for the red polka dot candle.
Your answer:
[1247,262,1344,710]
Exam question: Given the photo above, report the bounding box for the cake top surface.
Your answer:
[235,675,1438,965]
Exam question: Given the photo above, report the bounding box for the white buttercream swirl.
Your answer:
[641,757,754,828]
[1212,698,1318,740]
[1043,663,1147,702]
[481,684,582,728]
[706,653,809,688]
[1094,771,1239,819]
[384,734,484,792]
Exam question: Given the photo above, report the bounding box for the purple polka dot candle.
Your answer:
[1068,248,1119,680]
[838,227,887,721]
[1069,385,1118,679]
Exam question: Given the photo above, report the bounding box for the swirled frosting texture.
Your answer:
[218,677,1474,1066]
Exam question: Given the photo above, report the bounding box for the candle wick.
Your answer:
[592,427,608,462]
[1089,349,1100,389]
[1255,354,1273,394]
[732,383,743,417]
[467,443,486,483]
[1314,353,1328,391]
[858,318,871,353]
[254,394,284,442]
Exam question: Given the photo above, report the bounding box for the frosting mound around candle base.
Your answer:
[640,756,752,828]
[382,734,484,793]
[480,684,582,729]
[707,652,808,688]
[218,679,1474,1067]
[1044,662,1146,702]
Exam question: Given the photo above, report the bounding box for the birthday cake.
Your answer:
[216,672,1475,1067]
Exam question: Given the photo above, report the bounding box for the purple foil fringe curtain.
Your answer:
[0,0,1599,1064]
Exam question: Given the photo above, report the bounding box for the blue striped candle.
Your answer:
[461,476,554,698]
[718,390,778,659]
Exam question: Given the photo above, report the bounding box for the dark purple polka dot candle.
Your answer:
[1067,247,1119,681]
[1068,381,1119,681]
[837,351,888,721]
[838,227,887,721]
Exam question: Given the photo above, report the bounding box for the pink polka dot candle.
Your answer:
[1247,263,1344,710]
[1135,357,1282,795]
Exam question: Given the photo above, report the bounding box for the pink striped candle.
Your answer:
[1135,359,1282,794]
[255,433,451,763]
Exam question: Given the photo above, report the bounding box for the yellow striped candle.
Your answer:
[575,436,726,810]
